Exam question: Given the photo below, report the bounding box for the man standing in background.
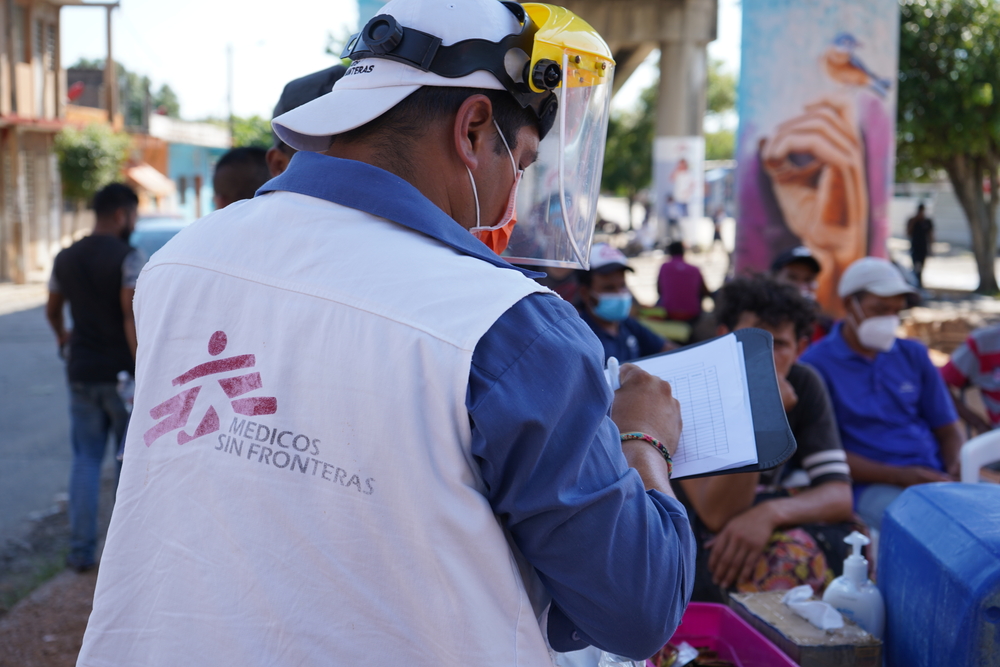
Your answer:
[657,241,711,324]
[45,183,142,572]
[906,203,933,287]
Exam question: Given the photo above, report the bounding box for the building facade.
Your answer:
[0,0,69,283]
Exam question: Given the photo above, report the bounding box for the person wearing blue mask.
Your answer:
[578,243,675,362]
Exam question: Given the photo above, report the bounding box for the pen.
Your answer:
[604,356,620,392]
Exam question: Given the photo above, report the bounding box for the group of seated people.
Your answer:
[552,242,968,601]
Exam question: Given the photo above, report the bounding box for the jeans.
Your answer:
[855,483,905,531]
[68,382,128,567]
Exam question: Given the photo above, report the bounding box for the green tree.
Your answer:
[232,115,273,149]
[898,0,1000,293]
[54,124,131,203]
[602,83,655,214]
[152,84,180,118]
[69,58,181,126]
[706,58,737,116]
[705,129,735,160]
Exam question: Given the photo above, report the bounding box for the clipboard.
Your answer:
[637,327,797,478]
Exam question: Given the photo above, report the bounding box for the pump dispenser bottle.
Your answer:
[822,531,885,639]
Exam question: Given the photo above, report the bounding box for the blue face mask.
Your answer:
[593,292,632,322]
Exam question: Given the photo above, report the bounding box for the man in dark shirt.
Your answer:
[578,243,673,362]
[906,203,933,287]
[46,183,141,572]
[678,276,853,598]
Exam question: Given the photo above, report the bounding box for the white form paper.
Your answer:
[631,334,758,478]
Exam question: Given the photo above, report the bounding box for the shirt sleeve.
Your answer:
[48,266,60,293]
[941,339,976,388]
[913,341,960,430]
[121,248,148,289]
[786,363,851,486]
[467,293,695,659]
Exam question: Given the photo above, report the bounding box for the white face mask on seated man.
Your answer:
[850,297,900,352]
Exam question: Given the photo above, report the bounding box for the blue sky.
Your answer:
[60,0,741,121]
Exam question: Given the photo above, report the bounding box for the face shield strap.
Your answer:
[342,4,558,138]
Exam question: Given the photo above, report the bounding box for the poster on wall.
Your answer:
[734,0,899,315]
[654,136,705,242]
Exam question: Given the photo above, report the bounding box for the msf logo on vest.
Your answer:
[144,330,277,447]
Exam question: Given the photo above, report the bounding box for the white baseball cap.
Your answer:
[838,257,917,298]
[272,0,519,152]
[588,243,633,273]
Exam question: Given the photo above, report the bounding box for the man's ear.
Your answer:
[266,147,290,177]
[453,94,494,171]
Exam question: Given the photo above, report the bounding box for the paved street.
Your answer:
[0,284,71,550]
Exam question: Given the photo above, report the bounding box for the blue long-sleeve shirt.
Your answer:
[261,152,695,658]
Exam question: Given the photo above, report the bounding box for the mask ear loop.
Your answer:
[557,52,588,269]
[493,119,517,174]
[466,166,481,229]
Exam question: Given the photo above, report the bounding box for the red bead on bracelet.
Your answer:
[620,432,673,478]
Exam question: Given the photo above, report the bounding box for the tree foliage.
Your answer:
[602,83,655,202]
[898,0,1000,292]
[54,124,131,203]
[705,129,735,160]
[232,115,273,149]
[706,58,737,117]
[152,84,180,118]
[69,58,181,125]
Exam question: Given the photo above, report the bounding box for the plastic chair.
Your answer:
[959,429,1000,483]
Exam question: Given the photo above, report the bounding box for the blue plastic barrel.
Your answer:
[878,483,1000,666]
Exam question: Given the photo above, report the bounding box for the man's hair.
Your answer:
[715,275,817,340]
[92,183,138,218]
[917,203,926,211]
[329,86,537,176]
[213,147,271,203]
[668,241,685,257]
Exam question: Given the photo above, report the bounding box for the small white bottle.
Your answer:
[822,531,885,639]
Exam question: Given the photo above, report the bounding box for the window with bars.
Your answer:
[12,5,27,63]
[46,24,56,72]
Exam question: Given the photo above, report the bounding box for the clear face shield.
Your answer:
[501,5,615,270]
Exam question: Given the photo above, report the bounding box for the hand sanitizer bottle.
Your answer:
[822,531,885,639]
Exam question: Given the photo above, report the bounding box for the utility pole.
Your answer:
[227,44,234,147]
[104,4,118,125]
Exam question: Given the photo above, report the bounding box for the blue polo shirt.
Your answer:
[259,152,694,658]
[580,309,666,362]
[800,322,957,498]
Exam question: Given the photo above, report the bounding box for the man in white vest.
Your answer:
[77,1,695,665]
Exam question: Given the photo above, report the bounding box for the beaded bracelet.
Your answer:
[620,432,673,478]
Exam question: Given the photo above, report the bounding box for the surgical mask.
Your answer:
[468,120,522,255]
[851,298,899,352]
[593,292,632,322]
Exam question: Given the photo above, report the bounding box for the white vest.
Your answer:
[77,191,557,666]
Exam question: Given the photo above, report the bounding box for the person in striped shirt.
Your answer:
[941,324,1000,435]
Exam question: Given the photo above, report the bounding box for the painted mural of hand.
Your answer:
[761,97,868,315]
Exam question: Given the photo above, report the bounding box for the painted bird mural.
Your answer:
[823,32,892,97]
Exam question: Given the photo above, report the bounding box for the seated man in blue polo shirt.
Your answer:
[800,257,964,530]
[578,244,674,363]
